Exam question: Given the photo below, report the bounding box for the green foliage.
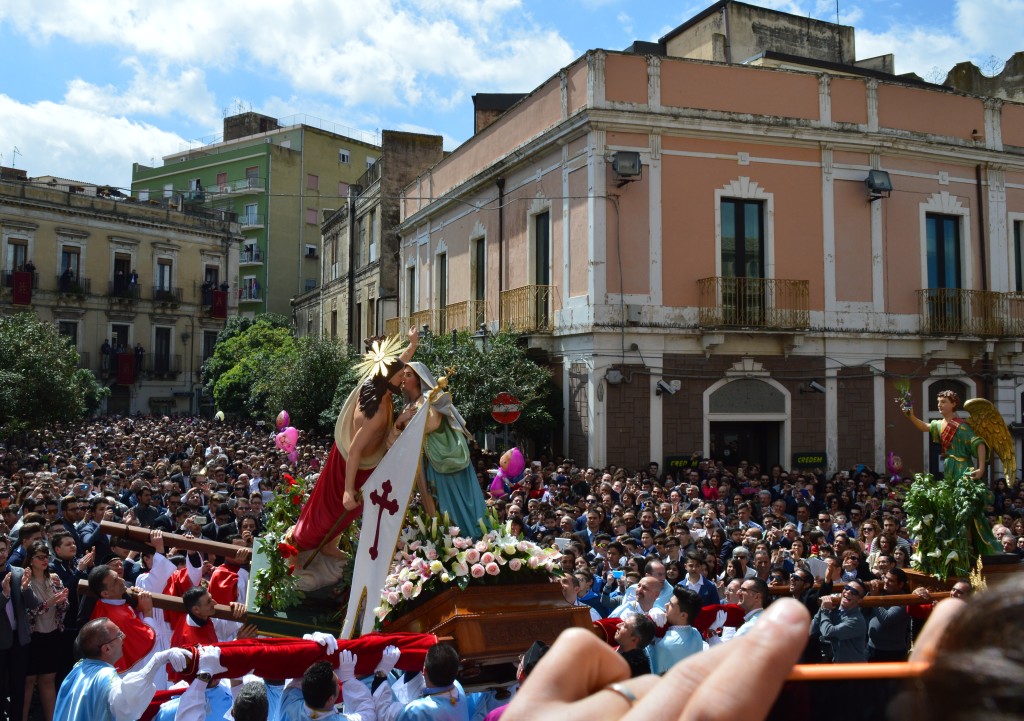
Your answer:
[411,330,556,437]
[0,313,104,434]
[904,471,989,579]
[261,336,360,433]
[251,473,307,611]
[203,316,298,418]
[318,351,364,432]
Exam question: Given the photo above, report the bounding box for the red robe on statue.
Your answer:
[291,443,373,550]
[92,600,157,672]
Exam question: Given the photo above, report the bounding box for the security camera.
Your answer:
[809,381,826,394]
[656,380,677,396]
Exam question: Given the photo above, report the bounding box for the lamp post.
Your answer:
[472,322,489,353]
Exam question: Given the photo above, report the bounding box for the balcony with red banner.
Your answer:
[5,270,37,305]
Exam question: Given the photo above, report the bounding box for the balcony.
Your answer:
[3,270,38,288]
[107,281,140,302]
[239,285,262,303]
[239,247,264,265]
[206,177,265,197]
[145,354,182,378]
[384,317,402,337]
[444,300,488,332]
[917,288,1007,337]
[410,309,443,334]
[152,286,183,306]
[698,277,810,330]
[55,274,90,297]
[239,213,265,230]
[500,284,555,333]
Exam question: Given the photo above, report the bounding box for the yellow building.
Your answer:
[0,169,242,415]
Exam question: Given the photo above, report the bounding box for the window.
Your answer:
[110,323,131,349]
[307,174,319,191]
[436,252,447,331]
[202,332,218,364]
[720,199,765,324]
[926,214,962,290]
[241,275,259,300]
[58,321,78,348]
[306,208,319,225]
[154,327,172,374]
[6,237,28,271]
[368,210,377,262]
[339,182,350,198]
[407,266,417,314]
[157,259,172,291]
[331,309,338,338]
[368,298,376,336]
[305,278,317,292]
[471,237,485,326]
[243,203,258,226]
[1014,221,1024,292]
[534,212,551,286]
[366,156,376,170]
[138,189,149,202]
[339,149,350,164]
[163,183,173,198]
[355,302,362,344]
[245,166,259,188]
[216,171,227,186]
[305,244,318,259]
[61,241,80,276]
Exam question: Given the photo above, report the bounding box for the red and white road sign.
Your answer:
[491,392,521,424]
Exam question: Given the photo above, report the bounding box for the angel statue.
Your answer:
[902,388,1016,555]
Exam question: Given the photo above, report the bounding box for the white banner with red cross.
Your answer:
[342,400,429,638]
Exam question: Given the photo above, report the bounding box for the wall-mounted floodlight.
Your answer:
[866,170,893,202]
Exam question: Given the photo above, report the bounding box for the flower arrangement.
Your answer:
[251,472,309,611]
[373,511,563,627]
[893,377,912,412]
[904,471,989,579]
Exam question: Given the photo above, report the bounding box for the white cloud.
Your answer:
[856,27,965,77]
[0,94,187,188]
[63,59,218,126]
[0,1,576,108]
[955,0,1024,71]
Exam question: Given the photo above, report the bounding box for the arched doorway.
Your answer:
[704,377,790,470]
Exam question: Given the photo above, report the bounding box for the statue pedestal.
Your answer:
[905,554,1024,591]
[383,582,593,685]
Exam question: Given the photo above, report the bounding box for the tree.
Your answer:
[203,315,298,418]
[0,313,106,435]
[260,335,360,432]
[411,330,557,438]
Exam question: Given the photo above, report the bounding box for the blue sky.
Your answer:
[0,0,1020,189]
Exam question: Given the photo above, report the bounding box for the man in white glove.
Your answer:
[170,645,231,721]
[279,649,373,721]
[54,618,192,721]
[367,645,406,721]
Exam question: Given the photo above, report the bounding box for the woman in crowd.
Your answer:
[22,540,69,721]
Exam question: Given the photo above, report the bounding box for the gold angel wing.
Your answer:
[964,398,1017,485]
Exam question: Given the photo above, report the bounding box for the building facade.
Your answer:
[395,2,1024,478]
[293,131,443,344]
[0,173,242,415]
[132,112,379,318]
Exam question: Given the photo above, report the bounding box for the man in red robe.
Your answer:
[87,564,157,673]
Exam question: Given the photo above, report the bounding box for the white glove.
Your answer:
[197,645,227,676]
[303,631,339,656]
[647,608,667,629]
[708,609,728,632]
[159,647,192,673]
[337,649,358,682]
[375,645,401,675]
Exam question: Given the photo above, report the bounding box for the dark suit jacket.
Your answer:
[80,520,112,562]
[0,567,40,648]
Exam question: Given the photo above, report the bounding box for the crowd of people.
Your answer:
[0,413,1022,720]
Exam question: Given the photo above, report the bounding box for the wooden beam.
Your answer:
[78,579,244,623]
[99,521,249,560]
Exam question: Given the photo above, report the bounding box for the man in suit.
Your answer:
[1,537,41,721]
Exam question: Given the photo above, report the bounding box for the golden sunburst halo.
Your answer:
[353,334,406,381]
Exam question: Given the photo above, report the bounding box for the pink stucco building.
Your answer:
[395,2,1024,480]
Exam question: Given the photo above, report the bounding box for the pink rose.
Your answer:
[454,538,469,550]
[465,549,480,564]
[485,562,500,576]
[400,581,414,599]
[481,552,495,564]
[470,564,486,578]
[509,558,522,571]
[426,548,438,560]
[449,527,461,537]
[475,541,488,553]
[387,591,400,605]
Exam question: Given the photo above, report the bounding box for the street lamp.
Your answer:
[472,322,489,353]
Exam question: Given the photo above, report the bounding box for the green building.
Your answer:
[132,112,379,316]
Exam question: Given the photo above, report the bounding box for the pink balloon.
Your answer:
[287,450,298,464]
[275,426,298,453]
[276,410,290,430]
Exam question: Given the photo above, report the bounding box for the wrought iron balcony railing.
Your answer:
[445,300,488,332]
[698,277,810,329]
[500,284,555,333]
[917,288,1006,337]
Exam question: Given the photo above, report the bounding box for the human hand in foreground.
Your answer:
[303,631,339,655]
[375,645,401,675]
[503,597,810,721]
[337,650,358,682]
[197,645,228,676]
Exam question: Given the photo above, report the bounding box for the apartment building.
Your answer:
[0,172,242,415]
[132,112,378,317]
[394,1,1024,477]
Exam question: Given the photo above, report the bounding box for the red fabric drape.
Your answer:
[11,271,32,305]
[211,290,228,319]
[291,443,373,550]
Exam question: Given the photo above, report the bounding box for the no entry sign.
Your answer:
[491,392,521,424]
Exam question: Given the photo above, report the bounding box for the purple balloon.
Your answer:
[276,410,290,430]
